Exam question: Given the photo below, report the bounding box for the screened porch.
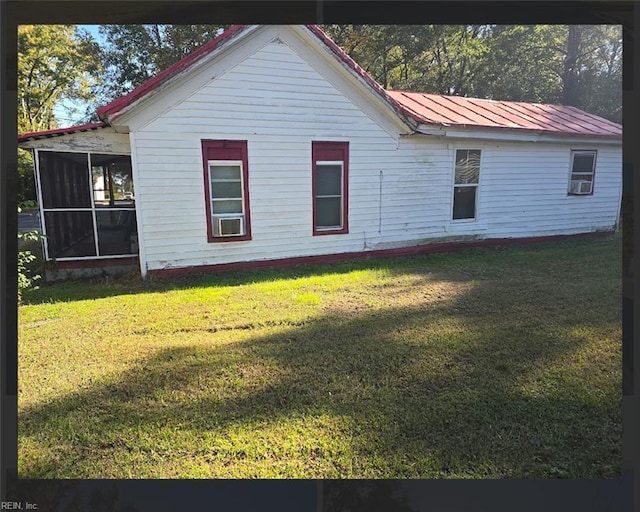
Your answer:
[35,150,138,261]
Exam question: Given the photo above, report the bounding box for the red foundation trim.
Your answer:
[149,231,613,277]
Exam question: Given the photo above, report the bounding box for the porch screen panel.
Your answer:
[96,210,138,256]
[90,154,137,255]
[38,152,91,208]
[44,211,96,257]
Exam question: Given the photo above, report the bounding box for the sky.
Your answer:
[80,24,105,43]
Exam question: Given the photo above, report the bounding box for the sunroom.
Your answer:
[19,124,139,273]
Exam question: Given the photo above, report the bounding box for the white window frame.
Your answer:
[568,150,597,196]
[35,149,137,261]
[451,148,482,223]
[208,159,246,236]
[314,160,344,231]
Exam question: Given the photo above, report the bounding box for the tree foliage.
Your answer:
[322,24,622,123]
[97,25,229,102]
[18,25,101,133]
[17,207,41,304]
[17,25,101,201]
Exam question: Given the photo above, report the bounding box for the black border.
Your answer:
[2,2,636,511]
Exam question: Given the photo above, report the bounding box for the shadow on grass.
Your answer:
[22,235,618,305]
[19,261,621,478]
[22,257,395,304]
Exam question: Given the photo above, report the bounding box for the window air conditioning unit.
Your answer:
[570,180,592,195]
[213,215,244,237]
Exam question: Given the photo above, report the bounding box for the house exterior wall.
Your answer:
[131,35,621,273]
[333,137,621,251]
[465,141,621,238]
[133,37,408,272]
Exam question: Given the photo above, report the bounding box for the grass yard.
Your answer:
[18,236,621,478]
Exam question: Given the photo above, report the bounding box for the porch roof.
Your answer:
[18,121,107,143]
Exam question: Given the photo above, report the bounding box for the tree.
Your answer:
[324,24,621,123]
[568,25,622,123]
[17,25,101,202]
[563,25,582,106]
[473,25,565,104]
[18,25,101,133]
[97,25,229,103]
[323,25,437,90]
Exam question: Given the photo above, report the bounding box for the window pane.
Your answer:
[95,210,138,256]
[211,165,241,180]
[316,197,342,228]
[211,181,242,199]
[572,153,595,174]
[91,155,134,208]
[453,186,477,220]
[315,164,342,196]
[43,210,96,258]
[38,151,91,208]
[455,149,481,184]
[213,199,243,214]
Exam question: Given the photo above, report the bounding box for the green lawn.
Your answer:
[18,236,622,478]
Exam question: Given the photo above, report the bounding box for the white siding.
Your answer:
[462,142,621,238]
[132,33,621,272]
[134,37,411,271]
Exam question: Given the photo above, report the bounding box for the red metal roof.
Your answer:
[387,91,621,138]
[18,121,107,142]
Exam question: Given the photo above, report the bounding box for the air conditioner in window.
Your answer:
[569,180,592,195]
[213,215,245,237]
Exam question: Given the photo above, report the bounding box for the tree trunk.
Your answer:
[563,25,581,106]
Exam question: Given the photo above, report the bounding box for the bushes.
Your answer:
[18,206,42,303]
[18,149,37,204]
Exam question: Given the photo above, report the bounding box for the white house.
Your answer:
[19,24,622,279]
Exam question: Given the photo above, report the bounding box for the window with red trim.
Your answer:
[312,141,349,235]
[201,140,251,242]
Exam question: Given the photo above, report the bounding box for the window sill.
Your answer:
[313,228,349,236]
[207,235,252,243]
[450,218,478,224]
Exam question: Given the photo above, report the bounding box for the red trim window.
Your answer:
[201,140,251,242]
[312,141,349,235]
